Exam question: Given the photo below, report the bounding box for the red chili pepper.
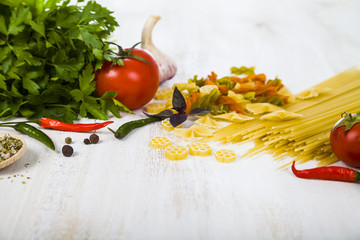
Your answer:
[40,117,114,132]
[291,161,360,182]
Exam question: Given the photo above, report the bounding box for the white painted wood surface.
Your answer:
[1,0,360,239]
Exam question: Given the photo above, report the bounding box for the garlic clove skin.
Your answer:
[141,15,177,83]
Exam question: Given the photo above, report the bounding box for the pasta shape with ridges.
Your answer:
[245,103,284,115]
[195,114,224,129]
[213,112,254,122]
[260,110,303,120]
[295,87,332,100]
[173,124,213,140]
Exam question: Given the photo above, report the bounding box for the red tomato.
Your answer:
[330,116,360,167]
[95,48,159,110]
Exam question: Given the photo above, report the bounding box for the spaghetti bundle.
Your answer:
[202,68,360,166]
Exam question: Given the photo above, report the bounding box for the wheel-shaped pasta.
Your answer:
[215,149,236,163]
[155,87,172,100]
[146,102,167,114]
[149,136,172,149]
[161,118,182,131]
[164,145,188,160]
[188,142,212,156]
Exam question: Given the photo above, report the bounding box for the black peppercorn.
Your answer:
[62,145,73,157]
[89,133,99,144]
[83,138,91,145]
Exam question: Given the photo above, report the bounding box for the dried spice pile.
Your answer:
[0,135,23,161]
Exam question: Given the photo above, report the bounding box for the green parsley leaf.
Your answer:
[29,20,45,37]
[70,89,84,102]
[8,7,30,35]
[81,101,107,120]
[0,74,7,91]
[22,71,41,95]
[113,99,133,114]
[79,64,96,94]
[0,16,8,35]
[0,0,123,122]
[100,91,121,118]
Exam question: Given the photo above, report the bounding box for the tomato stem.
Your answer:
[105,41,150,66]
[354,172,360,182]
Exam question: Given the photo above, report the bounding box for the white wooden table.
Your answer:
[1,0,360,239]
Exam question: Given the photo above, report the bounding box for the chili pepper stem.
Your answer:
[0,125,14,128]
[108,128,116,134]
[354,172,360,182]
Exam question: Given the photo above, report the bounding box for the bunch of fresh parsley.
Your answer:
[0,0,129,123]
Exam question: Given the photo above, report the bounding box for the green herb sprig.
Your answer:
[0,0,127,123]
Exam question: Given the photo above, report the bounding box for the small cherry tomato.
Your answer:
[95,48,159,110]
[330,113,360,167]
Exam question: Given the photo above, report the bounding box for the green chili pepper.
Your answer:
[109,117,162,139]
[14,123,55,150]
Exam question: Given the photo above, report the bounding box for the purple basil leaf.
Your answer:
[172,87,186,113]
[143,109,174,119]
[189,108,211,115]
[170,113,188,127]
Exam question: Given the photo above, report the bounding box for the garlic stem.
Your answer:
[141,15,177,83]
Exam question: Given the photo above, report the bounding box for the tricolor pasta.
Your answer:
[200,68,360,166]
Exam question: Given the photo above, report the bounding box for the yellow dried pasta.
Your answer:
[173,128,195,140]
[164,145,188,160]
[215,149,237,163]
[199,85,219,96]
[155,87,172,100]
[278,86,293,96]
[173,124,213,140]
[260,110,303,120]
[188,142,212,156]
[245,103,283,115]
[278,87,295,103]
[296,87,332,100]
[180,90,190,99]
[227,90,251,104]
[146,102,167,114]
[173,82,199,93]
[213,112,254,122]
[161,118,182,131]
[149,136,171,149]
[195,114,224,129]
[165,98,173,108]
[190,125,213,137]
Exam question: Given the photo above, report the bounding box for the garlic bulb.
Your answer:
[141,15,177,83]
